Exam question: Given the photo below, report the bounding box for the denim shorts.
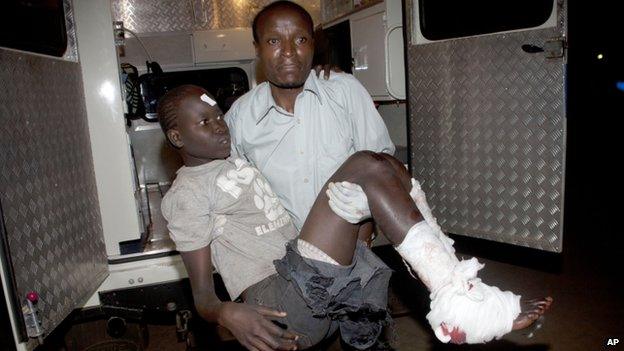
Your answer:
[242,240,393,350]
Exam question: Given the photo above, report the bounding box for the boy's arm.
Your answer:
[180,246,299,350]
[180,246,221,321]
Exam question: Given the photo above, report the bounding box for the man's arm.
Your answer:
[181,246,299,350]
[343,76,395,155]
[224,101,245,160]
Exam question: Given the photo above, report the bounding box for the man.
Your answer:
[226,1,395,233]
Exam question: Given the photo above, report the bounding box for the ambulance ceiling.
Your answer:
[111,0,321,33]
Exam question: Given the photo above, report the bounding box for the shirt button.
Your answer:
[297,119,301,124]
[300,151,304,155]
[303,178,309,183]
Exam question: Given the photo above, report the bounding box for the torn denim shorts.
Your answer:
[242,240,393,350]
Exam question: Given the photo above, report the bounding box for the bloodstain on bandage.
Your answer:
[441,323,467,344]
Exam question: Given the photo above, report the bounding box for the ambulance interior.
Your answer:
[113,1,410,257]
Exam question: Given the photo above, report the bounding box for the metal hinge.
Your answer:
[544,38,566,59]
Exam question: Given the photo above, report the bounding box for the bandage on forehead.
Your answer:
[200,93,217,106]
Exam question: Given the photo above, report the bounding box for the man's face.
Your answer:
[168,92,231,164]
[254,8,314,89]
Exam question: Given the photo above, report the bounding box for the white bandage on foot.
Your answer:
[429,272,521,344]
[396,221,521,344]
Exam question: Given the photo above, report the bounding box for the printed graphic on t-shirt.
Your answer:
[216,159,255,199]
[213,215,227,236]
[216,158,290,236]
[254,214,291,236]
[252,177,285,221]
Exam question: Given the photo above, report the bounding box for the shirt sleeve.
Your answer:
[161,186,216,252]
[343,75,396,155]
[225,101,245,160]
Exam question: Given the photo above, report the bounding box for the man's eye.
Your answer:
[296,37,307,45]
[267,38,279,45]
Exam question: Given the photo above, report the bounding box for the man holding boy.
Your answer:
[226,1,395,231]
[160,2,552,350]
[159,85,551,351]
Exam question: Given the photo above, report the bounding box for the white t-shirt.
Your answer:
[226,71,395,229]
[161,158,298,299]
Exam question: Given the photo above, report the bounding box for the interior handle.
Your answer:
[521,44,545,54]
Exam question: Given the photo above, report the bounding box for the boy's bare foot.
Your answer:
[512,297,553,330]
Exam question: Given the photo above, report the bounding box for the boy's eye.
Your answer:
[199,119,208,126]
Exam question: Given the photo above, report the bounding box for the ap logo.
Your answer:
[606,338,619,346]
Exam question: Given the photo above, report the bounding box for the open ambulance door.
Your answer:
[0,48,110,348]
[405,0,567,252]
[0,1,110,349]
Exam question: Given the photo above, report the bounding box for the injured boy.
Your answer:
[159,85,552,350]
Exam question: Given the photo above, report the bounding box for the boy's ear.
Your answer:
[167,129,183,148]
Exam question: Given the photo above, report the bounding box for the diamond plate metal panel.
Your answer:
[0,49,108,345]
[111,0,320,33]
[406,3,567,252]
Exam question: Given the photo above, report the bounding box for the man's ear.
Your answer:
[253,41,259,57]
[167,129,183,148]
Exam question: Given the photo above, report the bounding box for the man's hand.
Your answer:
[218,302,299,351]
[326,181,371,224]
[313,64,342,80]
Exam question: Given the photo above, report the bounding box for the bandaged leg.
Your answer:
[409,179,454,254]
[395,221,521,344]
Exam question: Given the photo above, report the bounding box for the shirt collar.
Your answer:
[254,71,324,124]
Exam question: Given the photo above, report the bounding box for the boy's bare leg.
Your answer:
[298,151,551,343]
[299,151,422,265]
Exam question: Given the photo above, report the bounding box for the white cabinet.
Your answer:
[192,28,255,63]
[324,1,406,100]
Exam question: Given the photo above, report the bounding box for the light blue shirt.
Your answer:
[226,71,395,229]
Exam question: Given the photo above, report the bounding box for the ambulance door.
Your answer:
[0,0,109,348]
[405,0,567,252]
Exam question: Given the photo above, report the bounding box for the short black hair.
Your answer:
[252,1,314,42]
[157,84,205,136]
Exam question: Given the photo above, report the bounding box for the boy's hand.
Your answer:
[218,302,299,350]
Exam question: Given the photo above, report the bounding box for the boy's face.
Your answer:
[167,91,230,166]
